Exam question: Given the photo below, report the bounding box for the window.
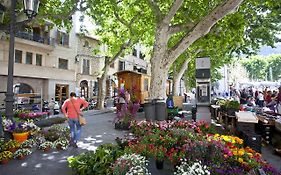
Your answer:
[119,61,125,71]
[110,63,115,68]
[26,52,33,64]
[82,59,90,75]
[58,58,68,69]
[57,30,69,46]
[84,41,90,48]
[139,52,145,60]
[132,48,137,56]
[15,50,22,63]
[36,54,42,66]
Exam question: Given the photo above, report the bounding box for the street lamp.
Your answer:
[5,0,40,120]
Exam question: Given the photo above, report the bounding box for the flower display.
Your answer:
[112,153,150,175]
[18,112,48,119]
[174,160,210,175]
[126,120,281,174]
[3,140,20,151]
[38,141,53,151]
[54,138,69,150]
[20,139,37,149]
[0,151,13,161]
[13,148,32,159]
[3,119,39,133]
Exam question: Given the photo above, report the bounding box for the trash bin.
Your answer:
[155,99,167,121]
[144,99,156,121]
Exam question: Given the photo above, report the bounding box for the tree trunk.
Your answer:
[172,59,190,96]
[97,66,109,110]
[149,58,169,100]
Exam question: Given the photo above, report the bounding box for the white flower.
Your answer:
[174,161,210,175]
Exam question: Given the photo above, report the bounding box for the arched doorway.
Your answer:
[80,80,88,99]
[13,83,35,105]
[13,83,34,94]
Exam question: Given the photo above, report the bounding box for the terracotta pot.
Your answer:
[56,145,63,150]
[43,147,51,152]
[0,159,9,164]
[13,132,29,143]
[17,156,25,160]
[9,148,18,153]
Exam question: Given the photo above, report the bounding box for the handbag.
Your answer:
[70,99,87,126]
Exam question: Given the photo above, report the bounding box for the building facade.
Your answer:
[0,21,150,107]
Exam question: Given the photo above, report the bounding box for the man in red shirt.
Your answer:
[62,92,88,148]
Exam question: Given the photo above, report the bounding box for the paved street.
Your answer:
[0,110,281,175]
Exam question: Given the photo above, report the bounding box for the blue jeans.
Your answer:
[68,118,82,143]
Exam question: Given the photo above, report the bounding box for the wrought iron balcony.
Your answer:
[15,31,55,46]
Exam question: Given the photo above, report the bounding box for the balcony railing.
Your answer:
[15,31,55,46]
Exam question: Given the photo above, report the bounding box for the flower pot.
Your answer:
[9,148,17,153]
[43,147,51,152]
[13,132,29,143]
[0,159,9,164]
[56,145,63,150]
[155,160,164,169]
[17,156,26,160]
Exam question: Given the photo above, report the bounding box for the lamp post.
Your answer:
[5,0,40,120]
[0,3,5,23]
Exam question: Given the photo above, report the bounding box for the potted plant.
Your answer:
[174,160,210,175]
[112,153,149,175]
[20,139,37,149]
[148,145,167,169]
[54,138,69,150]
[0,151,13,164]
[13,148,32,160]
[38,141,53,152]
[3,140,20,153]
[226,100,240,116]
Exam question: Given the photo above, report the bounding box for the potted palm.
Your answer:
[13,148,32,160]
[0,151,13,164]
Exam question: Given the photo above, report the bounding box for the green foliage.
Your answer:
[240,55,281,81]
[267,55,281,81]
[242,56,268,81]
[226,100,240,110]
[67,144,124,175]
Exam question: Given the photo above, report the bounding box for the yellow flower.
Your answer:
[238,157,244,163]
[232,150,238,156]
[247,153,253,158]
[214,134,220,138]
[238,149,245,156]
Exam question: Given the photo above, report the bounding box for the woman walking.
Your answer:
[62,92,88,148]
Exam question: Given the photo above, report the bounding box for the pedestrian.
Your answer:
[61,92,88,148]
[276,87,281,114]
[48,98,55,116]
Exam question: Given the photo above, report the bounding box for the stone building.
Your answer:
[0,18,150,107]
